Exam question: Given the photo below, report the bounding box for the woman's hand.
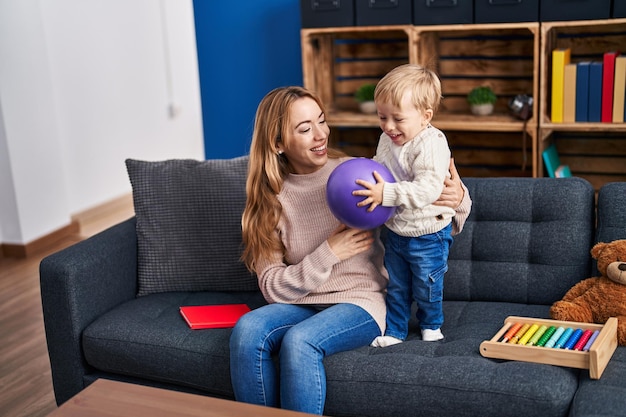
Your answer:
[327,224,374,261]
[434,158,464,209]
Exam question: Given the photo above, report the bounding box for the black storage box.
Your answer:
[355,0,412,26]
[300,0,355,28]
[474,0,539,23]
[540,0,610,21]
[613,0,626,18]
[413,0,473,25]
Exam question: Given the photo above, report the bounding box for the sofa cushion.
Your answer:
[324,302,580,417]
[569,347,626,416]
[447,177,595,305]
[82,291,267,396]
[125,157,257,296]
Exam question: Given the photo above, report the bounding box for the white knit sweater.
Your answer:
[374,124,456,237]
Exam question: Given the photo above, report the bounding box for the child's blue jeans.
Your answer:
[382,223,453,340]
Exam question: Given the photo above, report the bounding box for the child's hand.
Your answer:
[353,171,385,212]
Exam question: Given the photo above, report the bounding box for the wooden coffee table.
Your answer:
[47,379,317,417]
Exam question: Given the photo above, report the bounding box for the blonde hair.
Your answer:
[374,64,442,113]
[241,86,345,272]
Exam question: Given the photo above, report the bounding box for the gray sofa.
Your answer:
[40,155,626,417]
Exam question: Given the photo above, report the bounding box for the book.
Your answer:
[613,56,626,123]
[555,165,572,178]
[601,51,620,122]
[551,48,571,123]
[575,62,591,122]
[542,143,571,178]
[588,62,603,122]
[179,304,251,329]
[563,63,577,123]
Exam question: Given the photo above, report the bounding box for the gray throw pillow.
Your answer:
[125,156,257,296]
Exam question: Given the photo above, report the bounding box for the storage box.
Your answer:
[474,0,539,23]
[413,0,473,25]
[613,0,626,18]
[540,0,610,22]
[300,0,355,28]
[355,0,412,26]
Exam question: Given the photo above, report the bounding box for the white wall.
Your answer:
[0,0,204,245]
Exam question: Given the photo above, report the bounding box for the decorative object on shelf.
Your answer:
[509,94,533,121]
[467,86,497,116]
[354,83,377,114]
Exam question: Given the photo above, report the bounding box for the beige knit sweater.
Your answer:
[255,157,389,333]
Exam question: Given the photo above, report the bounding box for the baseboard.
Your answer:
[0,193,133,259]
[1,221,80,259]
[71,193,133,225]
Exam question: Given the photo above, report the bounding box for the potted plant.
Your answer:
[467,86,497,116]
[354,83,377,114]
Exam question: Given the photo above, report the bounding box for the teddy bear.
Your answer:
[550,239,626,346]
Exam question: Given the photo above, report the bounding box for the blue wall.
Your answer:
[194,0,303,159]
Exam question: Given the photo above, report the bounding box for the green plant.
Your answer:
[354,83,376,103]
[467,86,497,105]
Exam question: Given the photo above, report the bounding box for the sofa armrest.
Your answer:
[40,217,138,405]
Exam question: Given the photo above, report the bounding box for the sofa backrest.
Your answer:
[594,181,626,276]
[596,182,626,244]
[446,177,595,305]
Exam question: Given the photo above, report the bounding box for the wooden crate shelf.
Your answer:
[301,25,413,114]
[480,316,618,379]
[537,18,626,184]
[412,23,539,128]
[539,18,626,130]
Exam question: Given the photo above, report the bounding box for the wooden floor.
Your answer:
[0,195,135,417]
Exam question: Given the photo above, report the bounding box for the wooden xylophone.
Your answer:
[480,316,618,379]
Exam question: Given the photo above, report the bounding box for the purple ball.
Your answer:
[326,158,396,229]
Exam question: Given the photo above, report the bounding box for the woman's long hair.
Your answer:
[241,86,344,272]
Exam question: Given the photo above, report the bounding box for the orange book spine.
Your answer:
[563,63,577,123]
[612,56,626,123]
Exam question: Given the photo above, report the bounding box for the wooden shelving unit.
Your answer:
[301,19,626,186]
[538,18,626,189]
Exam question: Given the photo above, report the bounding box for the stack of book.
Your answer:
[551,48,626,123]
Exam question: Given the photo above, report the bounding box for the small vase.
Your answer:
[470,103,494,116]
[359,101,377,114]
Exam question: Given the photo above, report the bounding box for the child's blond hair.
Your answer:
[374,64,442,113]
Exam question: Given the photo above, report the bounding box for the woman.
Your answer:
[230,86,471,415]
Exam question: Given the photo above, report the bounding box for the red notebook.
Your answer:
[179,304,251,329]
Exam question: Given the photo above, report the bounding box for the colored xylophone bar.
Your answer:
[499,322,600,351]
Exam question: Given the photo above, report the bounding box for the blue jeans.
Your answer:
[229,303,379,415]
[382,223,453,340]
